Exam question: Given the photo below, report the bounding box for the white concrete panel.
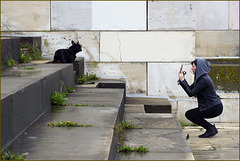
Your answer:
[2,32,99,61]
[51,1,92,30]
[1,1,50,31]
[220,98,239,122]
[148,63,194,98]
[85,62,146,94]
[92,1,146,30]
[196,1,228,30]
[229,1,239,30]
[148,1,196,30]
[100,32,195,62]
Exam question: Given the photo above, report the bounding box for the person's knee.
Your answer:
[185,110,193,120]
[185,111,190,119]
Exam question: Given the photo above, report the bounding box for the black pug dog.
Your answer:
[53,40,82,63]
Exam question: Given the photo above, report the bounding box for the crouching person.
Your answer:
[178,59,223,138]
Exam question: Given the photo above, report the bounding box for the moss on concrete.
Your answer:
[208,58,239,93]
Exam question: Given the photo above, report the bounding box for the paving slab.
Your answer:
[5,80,125,160]
[183,123,239,160]
[125,104,145,113]
[124,113,181,129]
[117,107,194,160]
[7,106,119,160]
[1,62,75,149]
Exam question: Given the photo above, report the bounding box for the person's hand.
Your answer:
[178,70,185,81]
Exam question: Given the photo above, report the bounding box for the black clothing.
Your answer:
[180,74,222,112]
[180,59,223,134]
[185,103,223,130]
[180,59,222,112]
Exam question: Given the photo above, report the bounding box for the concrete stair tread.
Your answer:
[117,99,195,160]
[5,80,125,160]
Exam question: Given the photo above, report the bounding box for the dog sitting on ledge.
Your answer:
[53,40,82,63]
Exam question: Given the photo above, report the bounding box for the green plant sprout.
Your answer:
[51,91,68,106]
[74,104,106,107]
[24,67,35,70]
[121,120,141,129]
[48,121,92,127]
[179,120,197,129]
[1,150,26,160]
[118,145,149,153]
[20,43,42,60]
[76,73,99,84]
[6,58,16,67]
[20,51,32,63]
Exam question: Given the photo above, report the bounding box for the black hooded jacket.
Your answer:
[180,59,222,111]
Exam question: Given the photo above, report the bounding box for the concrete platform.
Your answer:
[4,80,125,160]
[183,123,239,160]
[116,98,195,160]
[1,62,75,149]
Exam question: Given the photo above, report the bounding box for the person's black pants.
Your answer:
[185,103,223,130]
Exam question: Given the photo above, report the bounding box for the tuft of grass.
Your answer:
[76,73,99,84]
[74,104,106,107]
[20,43,42,60]
[24,67,35,70]
[121,120,141,129]
[20,51,32,63]
[6,58,16,67]
[48,121,92,127]
[1,150,26,160]
[179,120,197,129]
[118,145,149,153]
[51,91,68,106]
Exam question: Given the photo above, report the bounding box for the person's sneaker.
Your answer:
[212,124,218,134]
[199,125,217,138]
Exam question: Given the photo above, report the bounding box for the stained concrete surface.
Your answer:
[116,98,195,160]
[183,123,239,160]
[6,85,125,160]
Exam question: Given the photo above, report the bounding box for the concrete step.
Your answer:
[6,83,125,160]
[116,97,195,160]
[126,97,172,113]
[1,61,75,149]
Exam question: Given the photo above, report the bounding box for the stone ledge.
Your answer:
[1,63,74,149]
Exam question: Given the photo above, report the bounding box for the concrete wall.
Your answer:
[1,1,239,122]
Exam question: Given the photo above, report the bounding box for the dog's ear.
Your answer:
[77,41,80,44]
[71,40,75,45]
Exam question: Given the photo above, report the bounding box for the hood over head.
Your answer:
[195,59,211,81]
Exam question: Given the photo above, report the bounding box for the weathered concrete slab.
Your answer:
[183,123,239,160]
[66,88,125,108]
[148,63,194,98]
[6,81,125,160]
[51,1,146,30]
[229,1,239,30]
[195,1,228,30]
[195,31,239,57]
[86,62,146,94]
[1,1,50,31]
[1,62,74,149]
[8,113,116,160]
[100,32,195,62]
[148,1,228,30]
[148,1,196,30]
[118,112,194,160]
[125,104,145,113]
[92,1,146,30]
[117,152,194,160]
[51,1,92,30]
[124,113,181,129]
[126,97,170,106]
